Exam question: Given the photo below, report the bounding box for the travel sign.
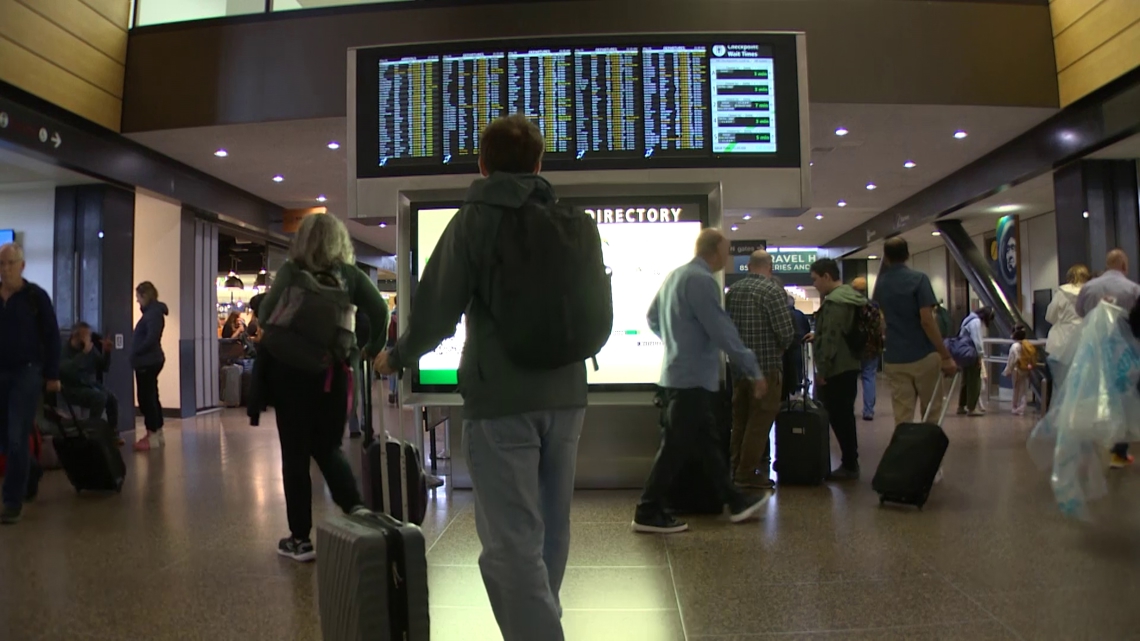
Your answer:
[771,249,817,274]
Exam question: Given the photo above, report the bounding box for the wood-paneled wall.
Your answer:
[0,0,129,131]
[1052,0,1140,107]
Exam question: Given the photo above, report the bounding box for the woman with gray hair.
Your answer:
[257,214,390,562]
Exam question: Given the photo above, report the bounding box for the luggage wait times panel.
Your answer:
[356,34,800,176]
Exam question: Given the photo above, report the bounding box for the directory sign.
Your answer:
[412,202,704,390]
[356,34,799,176]
[377,55,439,166]
[710,43,776,153]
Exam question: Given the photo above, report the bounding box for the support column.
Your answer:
[1053,159,1140,280]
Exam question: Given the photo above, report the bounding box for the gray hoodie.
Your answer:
[388,173,587,420]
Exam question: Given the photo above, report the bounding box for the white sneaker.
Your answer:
[152,430,165,448]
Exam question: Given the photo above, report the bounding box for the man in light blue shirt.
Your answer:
[633,229,770,534]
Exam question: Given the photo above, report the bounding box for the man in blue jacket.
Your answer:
[0,243,61,525]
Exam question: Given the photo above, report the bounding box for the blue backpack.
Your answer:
[945,317,979,367]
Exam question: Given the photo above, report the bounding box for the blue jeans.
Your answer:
[860,357,878,417]
[463,408,586,641]
[0,365,43,509]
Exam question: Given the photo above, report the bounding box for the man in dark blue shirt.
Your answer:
[872,238,956,426]
[0,243,61,525]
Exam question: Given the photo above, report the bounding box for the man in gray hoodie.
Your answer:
[375,115,586,641]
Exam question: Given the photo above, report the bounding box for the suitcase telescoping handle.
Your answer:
[368,357,411,526]
[922,372,961,427]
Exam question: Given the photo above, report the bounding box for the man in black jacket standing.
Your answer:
[0,243,61,524]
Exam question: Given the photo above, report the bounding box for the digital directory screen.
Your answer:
[356,34,799,176]
[412,202,703,391]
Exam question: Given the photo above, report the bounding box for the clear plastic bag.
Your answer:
[1027,302,1140,519]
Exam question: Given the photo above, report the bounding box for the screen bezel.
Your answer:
[408,195,710,394]
[356,33,800,177]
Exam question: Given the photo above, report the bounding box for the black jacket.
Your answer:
[131,301,168,369]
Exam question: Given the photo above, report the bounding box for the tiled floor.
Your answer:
[1,387,1139,640]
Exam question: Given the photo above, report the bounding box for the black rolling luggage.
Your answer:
[317,363,429,641]
[359,360,428,525]
[41,400,125,494]
[774,345,831,485]
[872,373,959,509]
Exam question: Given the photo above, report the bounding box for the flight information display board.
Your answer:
[442,51,506,164]
[411,201,706,392]
[507,48,574,156]
[356,34,800,176]
[377,55,440,167]
[573,46,641,159]
[643,45,707,157]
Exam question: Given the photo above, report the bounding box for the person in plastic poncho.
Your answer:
[1044,264,1090,410]
[1075,249,1140,469]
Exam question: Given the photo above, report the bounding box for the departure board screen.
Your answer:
[377,55,440,166]
[710,43,776,154]
[643,45,708,157]
[573,46,641,158]
[356,34,800,176]
[442,51,506,164]
[507,48,573,156]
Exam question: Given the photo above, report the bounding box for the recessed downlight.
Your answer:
[903,160,916,169]
[868,255,879,260]
[796,225,804,231]
[379,222,388,228]
[316,195,327,203]
[953,130,968,140]
[272,175,284,183]
[742,214,752,221]
[214,149,228,157]
[327,141,341,150]
[730,225,739,231]
[866,183,877,191]
[838,200,848,207]
[835,127,849,136]
[815,213,824,220]
[932,231,941,236]
[1083,211,1090,219]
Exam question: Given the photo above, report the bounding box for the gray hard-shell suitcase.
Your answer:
[220,364,242,408]
[316,368,429,641]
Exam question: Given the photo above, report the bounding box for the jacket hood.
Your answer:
[465,172,555,210]
[1060,283,1082,296]
[144,301,169,316]
[826,284,866,306]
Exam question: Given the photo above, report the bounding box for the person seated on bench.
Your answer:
[60,322,119,432]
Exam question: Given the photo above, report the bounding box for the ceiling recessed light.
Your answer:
[932,231,941,236]
[903,160,916,169]
[316,195,327,203]
[379,222,387,228]
[809,161,814,166]
[796,225,804,231]
[1083,211,1090,219]
[868,255,879,260]
[327,141,341,150]
[730,225,739,231]
[953,130,968,140]
[837,200,848,207]
[815,213,824,220]
[835,127,849,136]
[742,214,752,221]
[272,175,284,183]
[866,183,877,191]
[214,149,228,157]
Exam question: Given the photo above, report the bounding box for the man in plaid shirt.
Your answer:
[726,250,795,488]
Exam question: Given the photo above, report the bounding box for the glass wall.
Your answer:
[135,0,412,26]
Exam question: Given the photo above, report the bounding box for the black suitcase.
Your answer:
[42,402,126,494]
[318,364,430,641]
[872,373,959,509]
[662,381,733,514]
[774,345,831,485]
[359,361,429,525]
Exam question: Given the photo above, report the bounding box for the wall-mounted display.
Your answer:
[356,34,799,177]
[410,199,706,392]
[0,229,13,244]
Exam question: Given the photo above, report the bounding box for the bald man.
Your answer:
[634,229,770,534]
[1075,248,1140,468]
[0,243,61,524]
[725,249,794,488]
[850,277,881,421]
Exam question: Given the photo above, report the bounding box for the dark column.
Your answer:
[1053,159,1140,280]
[178,207,198,418]
[53,185,136,434]
[840,259,868,284]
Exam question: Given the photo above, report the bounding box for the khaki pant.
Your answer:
[884,353,944,426]
[731,370,783,485]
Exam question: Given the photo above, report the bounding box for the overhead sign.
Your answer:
[575,204,702,225]
[770,249,817,274]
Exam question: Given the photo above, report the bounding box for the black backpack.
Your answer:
[484,200,614,370]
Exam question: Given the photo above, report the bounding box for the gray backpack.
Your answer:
[261,269,357,373]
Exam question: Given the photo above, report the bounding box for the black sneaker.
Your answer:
[0,505,22,525]
[631,511,689,534]
[277,537,316,562]
[728,493,771,523]
[829,466,860,482]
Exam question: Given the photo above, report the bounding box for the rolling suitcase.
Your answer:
[872,373,959,509]
[359,360,429,525]
[774,345,831,485]
[317,364,430,641]
[221,364,242,407]
[42,400,126,494]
